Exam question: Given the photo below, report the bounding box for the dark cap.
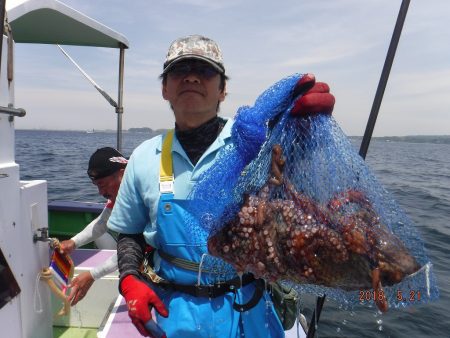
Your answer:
[87,147,128,180]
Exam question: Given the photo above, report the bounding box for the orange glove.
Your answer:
[120,275,168,337]
[291,73,335,116]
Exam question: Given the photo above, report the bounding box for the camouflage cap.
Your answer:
[163,35,225,74]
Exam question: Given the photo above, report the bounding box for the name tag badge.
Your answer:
[159,180,174,194]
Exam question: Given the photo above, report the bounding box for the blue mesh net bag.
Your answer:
[188,74,438,311]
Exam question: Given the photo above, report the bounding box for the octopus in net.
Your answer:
[208,144,421,312]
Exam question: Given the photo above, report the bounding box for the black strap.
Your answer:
[154,273,265,312]
[232,278,265,312]
[158,273,255,298]
[156,252,265,312]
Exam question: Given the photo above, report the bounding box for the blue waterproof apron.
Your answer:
[152,130,284,338]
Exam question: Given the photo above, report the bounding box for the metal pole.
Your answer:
[116,46,125,152]
[307,1,411,337]
[0,0,6,71]
[359,0,410,159]
[57,45,118,108]
[306,295,325,338]
[0,105,26,117]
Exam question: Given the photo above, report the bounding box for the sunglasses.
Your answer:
[167,62,220,79]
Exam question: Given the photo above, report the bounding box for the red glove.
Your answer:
[290,73,335,116]
[120,275,168,337]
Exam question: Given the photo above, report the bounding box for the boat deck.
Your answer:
[55,249,305,338]
[98,296,143,338]
[53,326,97,338]
[53,249,141,338]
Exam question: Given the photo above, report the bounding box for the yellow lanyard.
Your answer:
[159,129,174,194]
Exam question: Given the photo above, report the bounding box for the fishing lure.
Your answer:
[42,246,74,316]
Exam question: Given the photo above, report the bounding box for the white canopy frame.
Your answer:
[6,0,129,150]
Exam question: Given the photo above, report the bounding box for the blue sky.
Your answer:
[9,0,450,136]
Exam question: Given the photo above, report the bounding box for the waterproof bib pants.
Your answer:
[153,193,284,338]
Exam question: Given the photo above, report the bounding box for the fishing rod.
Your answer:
[306,1,410,337]
[359,0,411,159]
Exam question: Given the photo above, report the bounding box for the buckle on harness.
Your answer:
[194,283,228,298]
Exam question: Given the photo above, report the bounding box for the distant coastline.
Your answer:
[17,129,450,144]
[17,127,167,135]
[127,127,166,134]
[348,135,450,145]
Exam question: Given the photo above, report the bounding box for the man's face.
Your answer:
[162,60,226,129]
[92,169,123,202]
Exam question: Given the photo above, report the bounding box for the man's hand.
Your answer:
[120,275,168,337]
[59,239,76,255]
[67,271,95,306]
[291,73,335,116]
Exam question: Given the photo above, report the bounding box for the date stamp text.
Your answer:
[359,290,421,302]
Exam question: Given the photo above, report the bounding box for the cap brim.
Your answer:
[88,165,125,181]
[163,55,225,74]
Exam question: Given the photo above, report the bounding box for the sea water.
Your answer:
[15,130,450,338]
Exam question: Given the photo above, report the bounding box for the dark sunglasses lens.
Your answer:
[169,63,218,79]
[198,66,218,78]
[170,64,190,77]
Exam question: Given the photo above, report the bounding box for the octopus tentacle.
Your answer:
[372,267,388,312]
[269,144,285,186]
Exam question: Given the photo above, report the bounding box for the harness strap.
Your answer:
[155,272,260,312]
[159,129,175,193]
[158,249,213,273]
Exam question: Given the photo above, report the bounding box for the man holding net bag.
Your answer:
[108,34,336,337]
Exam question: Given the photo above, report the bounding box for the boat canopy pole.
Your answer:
[307,1,411,337]
[57,45,118,108]
[57,44,126,151]
[0,1,27,121]
[359,0,410,159]
[116,46,125,152]
[0,0,5,70]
